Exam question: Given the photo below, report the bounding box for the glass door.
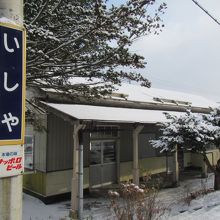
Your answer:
[90,140,117,188]
[90,141,102,165]
[103,141,116,164]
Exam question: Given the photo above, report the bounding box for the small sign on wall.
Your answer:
[0,145,24,178]
[24,135,34,171]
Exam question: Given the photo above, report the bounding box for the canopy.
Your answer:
[42,102,184,124]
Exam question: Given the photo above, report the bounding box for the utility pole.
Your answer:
[0,1,24,220]
[0,0,23,24]
[192,0,220,26]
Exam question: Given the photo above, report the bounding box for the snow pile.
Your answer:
[167,190,220,220]
[0,17,17,25]
[23,193,70,220]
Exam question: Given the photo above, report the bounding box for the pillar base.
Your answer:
[0,175,23,220]
[132,168,140,185]
[201,173,208,178]
[69,210,78,220]
[201,164,208,179]
[171,181,180,188]
[71,176,78,211]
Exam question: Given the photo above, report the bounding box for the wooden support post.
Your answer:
[172,145,179,186]
[132,125,144,185]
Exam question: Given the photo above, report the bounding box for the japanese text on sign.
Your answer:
[0,156,22,171]
[0,23,25,145]
[0,145,23,177]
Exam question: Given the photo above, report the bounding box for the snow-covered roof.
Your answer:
[42,102,183,124]
[67,77,218,108]
[40,77,218,109]
[113,83,218,109]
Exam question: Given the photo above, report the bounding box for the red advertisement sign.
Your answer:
[0,145,23,177]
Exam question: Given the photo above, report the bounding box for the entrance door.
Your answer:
[89,140,117,188]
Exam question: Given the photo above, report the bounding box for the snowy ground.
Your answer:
[23,173,220,220]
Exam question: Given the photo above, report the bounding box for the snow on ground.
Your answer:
[23,194,70,220]
[23,173,220,220]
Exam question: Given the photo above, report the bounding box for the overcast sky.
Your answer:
[129,0,220,101]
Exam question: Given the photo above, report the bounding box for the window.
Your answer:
[103,141,116,163]
[90,140,116,165]
[91,126,119,139]
[90,142,102,165]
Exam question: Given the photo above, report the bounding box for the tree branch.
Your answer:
[30,0,49,25]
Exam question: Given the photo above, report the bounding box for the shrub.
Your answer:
[109,181,166,220]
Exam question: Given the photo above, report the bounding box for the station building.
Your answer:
[23,82,219,203]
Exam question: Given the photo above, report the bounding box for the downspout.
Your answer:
[70,121,85,219]
[78,142,84,220]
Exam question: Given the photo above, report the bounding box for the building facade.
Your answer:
[23,84,219,203]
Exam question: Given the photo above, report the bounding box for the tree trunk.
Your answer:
[203,154,220,190]
[214,172,220,190]
[214,159,220,190]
